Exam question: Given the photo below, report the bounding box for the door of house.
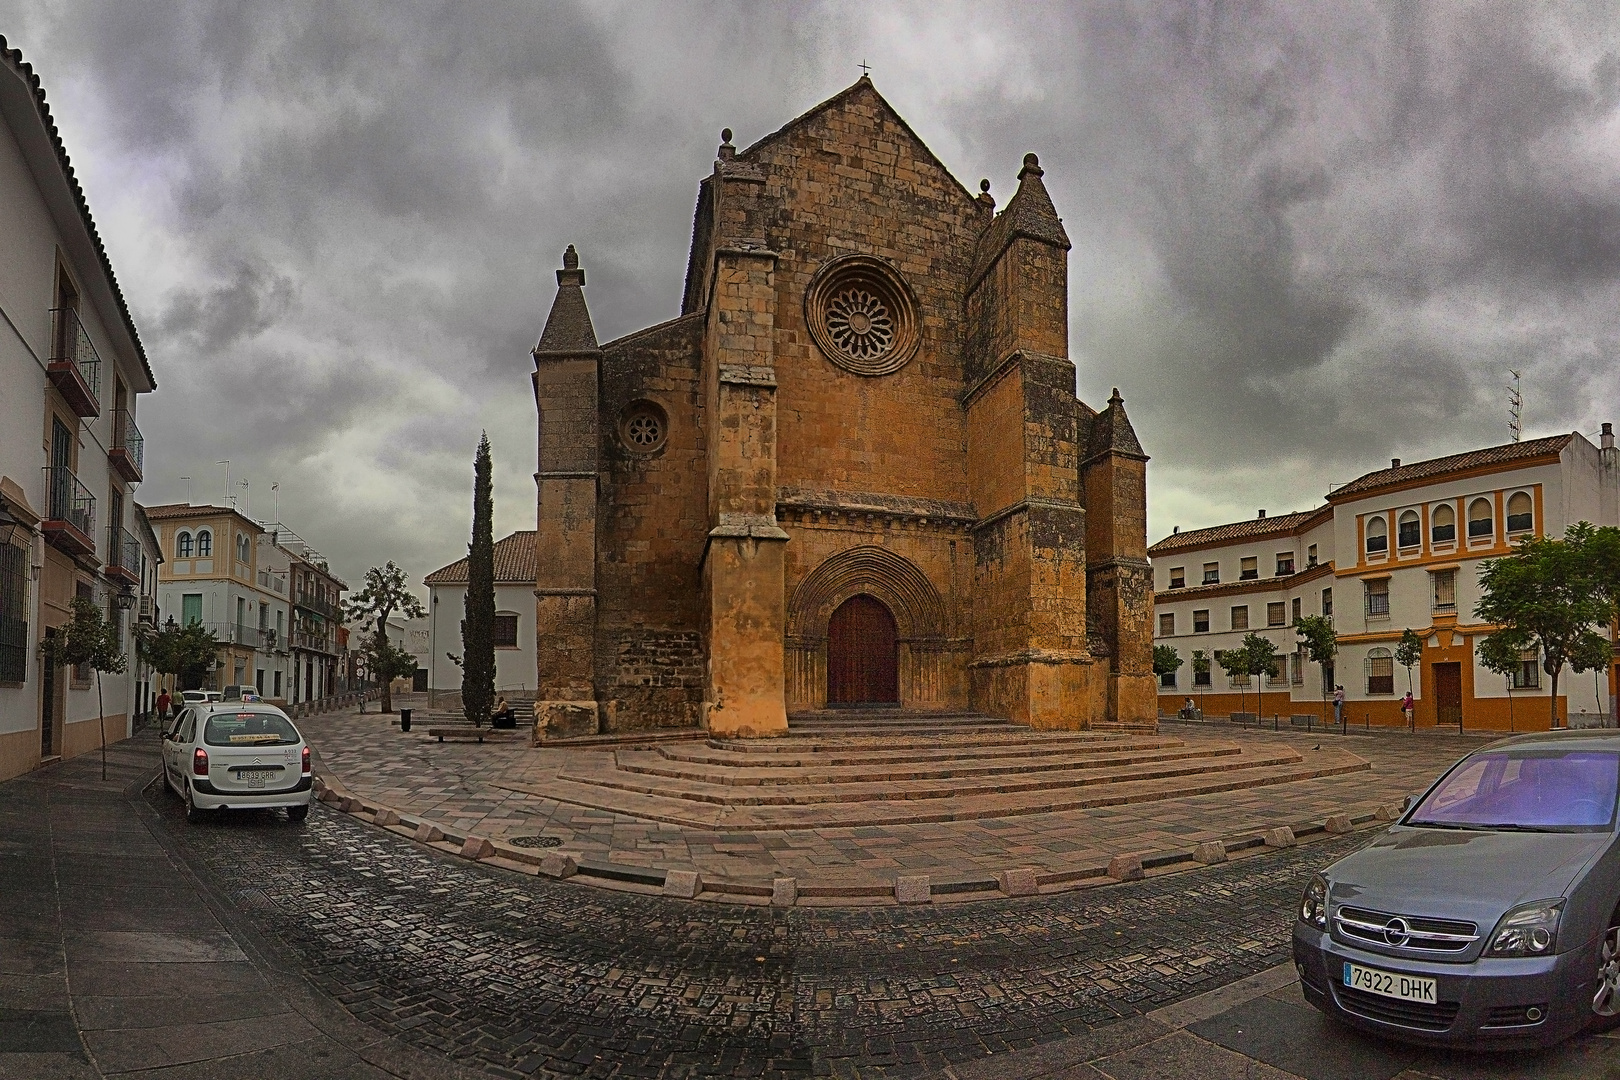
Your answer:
[1433,662,1463,728]
[826,594,899,706]
[40,629,57,758]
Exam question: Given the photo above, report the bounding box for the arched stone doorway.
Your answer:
[826,594,899,705]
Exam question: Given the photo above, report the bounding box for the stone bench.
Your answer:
[1229,712,1257,725]
[1290,714,1318,728]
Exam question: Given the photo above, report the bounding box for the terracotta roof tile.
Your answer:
[424,531,537,586]
[1328,434,1572,501]
[1149,507,1331,557]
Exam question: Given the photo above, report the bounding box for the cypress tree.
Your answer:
[462,433,496,726]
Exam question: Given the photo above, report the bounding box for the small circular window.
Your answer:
[619,400,668,454]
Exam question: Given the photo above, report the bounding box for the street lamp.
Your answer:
[114,585,136,611]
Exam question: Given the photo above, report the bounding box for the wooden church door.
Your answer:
[826,594,899,705]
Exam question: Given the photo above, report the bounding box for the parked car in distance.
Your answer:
[179,690,222,707]
[161,702,313,823]
[1295,730,1620,1048]
[221,684,260,701]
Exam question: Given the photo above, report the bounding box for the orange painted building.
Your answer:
[1151,432,1620,732]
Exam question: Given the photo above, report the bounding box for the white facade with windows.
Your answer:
[0,44,157,782]
[423,531,537,704]
[1152,431,1620,730]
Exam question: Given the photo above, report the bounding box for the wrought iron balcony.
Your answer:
[41,467,96,557]
[104,524,141,586]
[294,591,341,621]
[48,307,102,418]
[110,409,143,483]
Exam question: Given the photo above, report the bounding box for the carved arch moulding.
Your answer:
[786,545,946,643]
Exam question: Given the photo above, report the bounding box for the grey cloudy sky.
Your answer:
[7,1,1620,592]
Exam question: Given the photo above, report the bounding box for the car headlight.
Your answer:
[1485,901,1563,957]
[1299,875,1329,930]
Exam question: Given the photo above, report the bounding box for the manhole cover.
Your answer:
[507,835,563,849]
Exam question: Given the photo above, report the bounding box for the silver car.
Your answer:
[1294,729,1620,1047]
[161,702,313,823]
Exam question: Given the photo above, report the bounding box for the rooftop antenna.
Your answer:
[179,475,192,504]
[1508,370,1523,443]
[217,460,232,506]
[271,482,280,523]
[238,479,250,519]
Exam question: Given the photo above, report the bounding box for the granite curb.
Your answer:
[309,760,1399,907]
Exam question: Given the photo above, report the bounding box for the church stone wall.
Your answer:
[593,314,710,730]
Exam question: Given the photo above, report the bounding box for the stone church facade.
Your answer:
[531,78,1153,739]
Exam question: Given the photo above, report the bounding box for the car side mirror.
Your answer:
[1402,794,1419,813]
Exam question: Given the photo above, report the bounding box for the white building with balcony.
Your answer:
[1151,430,1620,731]
[0,40,156,782]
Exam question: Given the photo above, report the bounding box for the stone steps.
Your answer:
[557,743,1307,806]
[618,742,1239,786]
[673,733,1181,767]
[505,746,1370,831]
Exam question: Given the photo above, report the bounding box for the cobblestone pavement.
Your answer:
[298,701,1496,893]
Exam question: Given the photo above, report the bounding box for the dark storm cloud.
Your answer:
[6,0,1620,582]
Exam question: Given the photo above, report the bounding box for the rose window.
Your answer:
[618,400,669,454]
[804,255,920,376]
[825,288,895,361]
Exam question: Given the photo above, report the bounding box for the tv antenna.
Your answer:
[179,475,192,504]
[1507,370,1523,443]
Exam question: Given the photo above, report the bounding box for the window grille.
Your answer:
[1267,602,1286,627]
[1397,511,1420,548]
[0,543,26,683]
[1322,588,1333,617]
[1159,671,1177,688]
[1432,570,1456,612]
[1432,504,1456,543]
[1292,597,1302,623]
[1366,648,1394,695]
[1230,605,1249,631]
[1513,649,1541,689]
[1506,492,1532,533]
[492,613,519,649]
[1365,578,1390,616]
[1158,612,1174,637]
[1193,668,1211,687]
[1365,516,1388,553]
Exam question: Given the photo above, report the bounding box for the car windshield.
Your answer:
[1409,748,1620,832]
[202,712,301,747]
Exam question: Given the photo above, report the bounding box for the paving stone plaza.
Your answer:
[2,722,1614,1079]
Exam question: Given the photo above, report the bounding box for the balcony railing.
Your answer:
[110,409,143,482]
[41,467,96,557]
[48,308,102,418]
[104,524,141,586]
[292,630,336,654]
[294,591,341,621]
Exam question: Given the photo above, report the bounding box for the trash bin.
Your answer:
[400,708,412,732]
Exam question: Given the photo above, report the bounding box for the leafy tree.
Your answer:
[1395,628,1424,696]
[345,562,426,714]
[1475,527,1610,728]
[363,634,420,696]
[461,433,496,728]
[1152,644,1184,684]
[138,616,221,691]
[1241,633,1282,715]
[51,595,127,780]
[1294,614,1338,727]
[1214,648,1252,715]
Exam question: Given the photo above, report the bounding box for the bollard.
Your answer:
[400,708,412,732]
[1273,714,1278,731]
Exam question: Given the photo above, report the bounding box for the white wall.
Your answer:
[428,583,535,696]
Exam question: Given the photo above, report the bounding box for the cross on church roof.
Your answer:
[858,60,871,76]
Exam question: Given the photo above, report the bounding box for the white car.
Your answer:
[179,690,222,707]
[161,702,313,823]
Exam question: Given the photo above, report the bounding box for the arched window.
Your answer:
[1365,647,1394,695]
[1365,516,1388,554]
[1467,498,1493,540]
[1506,491,1533,534]
[236,533,251,562]
[1431,504,1456,544]
[196,529,213,557]
[176,531,193,558]
[1397,510,1420,549]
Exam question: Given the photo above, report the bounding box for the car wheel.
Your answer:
[184,784,207,824]
[1592,909,1620,1032]
[286,804,309,823]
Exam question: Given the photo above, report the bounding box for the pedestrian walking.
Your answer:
[1332,685,1345,727]
[155,688,171,724]
[1401,691,1415,730]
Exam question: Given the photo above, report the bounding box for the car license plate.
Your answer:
[1344,961,1437,1004]
[239,770,271,789]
